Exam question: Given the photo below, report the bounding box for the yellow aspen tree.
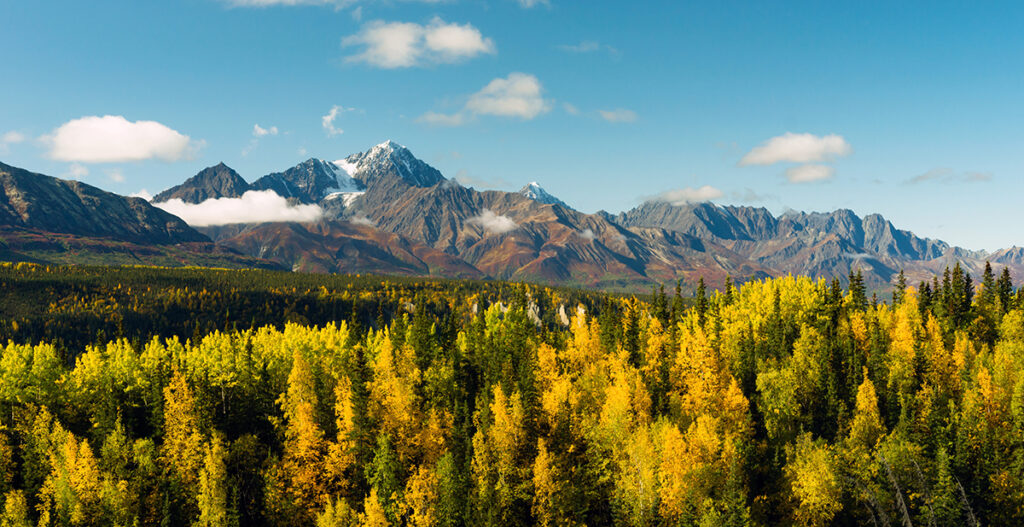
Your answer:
[363,488,392,527]
[531,438,557,527]
[402,464,439,527]
[0,490,30,527]
[161,369,205,496]
[786,433,842,527]
[194,434,233,527]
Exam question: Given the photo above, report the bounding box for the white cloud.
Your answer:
[517,0,549,7]
[298,147,308,156]
[130,189,153,201]
[419,73,551,126]
[65,163,89,180]
[155,190,324,226]
[578,228,595,240]
[466,73,550,119]
[467,209,517,234]
[343,17,495,69]
[45,115,201,163]
[2,131,25,144]
[598,108,637,123]
[647,185,724,205]
[322,105,355,136]
[253,124,278,137]
[562,102,580,115]
[350,215,376,227]
[785,164,834,183]
[739,132,851,166]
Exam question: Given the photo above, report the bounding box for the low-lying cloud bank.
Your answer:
[154,190,323,227]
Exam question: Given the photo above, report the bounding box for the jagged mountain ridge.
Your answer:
[34,139,1024,293]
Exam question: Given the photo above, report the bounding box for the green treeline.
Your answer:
[0,262,1022,525]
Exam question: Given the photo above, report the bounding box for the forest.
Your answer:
[0,261,1022,526]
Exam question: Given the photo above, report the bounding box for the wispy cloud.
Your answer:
[43,116,201,163]
[322,105,355,136]
[65,163,89,180]
[645,185,724,205]
[558,40,620,57]
[155,190,323,226]
[598,108,637,123]
[343,17,495,68]
[516,0,549,7]
[907,168,993,184]
[418,72,551,126]
[739,132,851,166]
[454,170,510,189]
[0,131,25,154]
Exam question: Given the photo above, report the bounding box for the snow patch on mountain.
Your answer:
[519,181,568,207]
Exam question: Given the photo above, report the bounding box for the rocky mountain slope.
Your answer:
[0,162,277,269]
[0,161,207,244]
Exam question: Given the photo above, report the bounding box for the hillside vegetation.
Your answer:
[0,263,1021,525]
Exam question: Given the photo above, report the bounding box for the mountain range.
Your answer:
[2,142,1021,293]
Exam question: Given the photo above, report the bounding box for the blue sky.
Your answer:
[1,1,1022,250]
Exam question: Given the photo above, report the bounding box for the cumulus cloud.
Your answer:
[154,190,324,226]
[344,17,495,68]
[646,185,724,205]
[419,73,551,126]
[466,73,549,118]
[322,105,355,136]
[739,132,851,166]
[467,209,517,234]
[785,164,834,183]
[44,115,200,163]
[598,108,637,123]
[253,124,278,137]
[578,228,595,240]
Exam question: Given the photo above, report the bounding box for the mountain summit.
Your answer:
[337,140,446,188]
[153,162,249,204]
[519,181,568,208]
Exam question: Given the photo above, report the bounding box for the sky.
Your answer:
[2,1,1023,251]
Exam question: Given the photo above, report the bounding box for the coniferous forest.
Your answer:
[1,262,1024,526]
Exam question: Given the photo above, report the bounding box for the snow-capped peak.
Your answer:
[336,140,446,187]
[519,181,568,207]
